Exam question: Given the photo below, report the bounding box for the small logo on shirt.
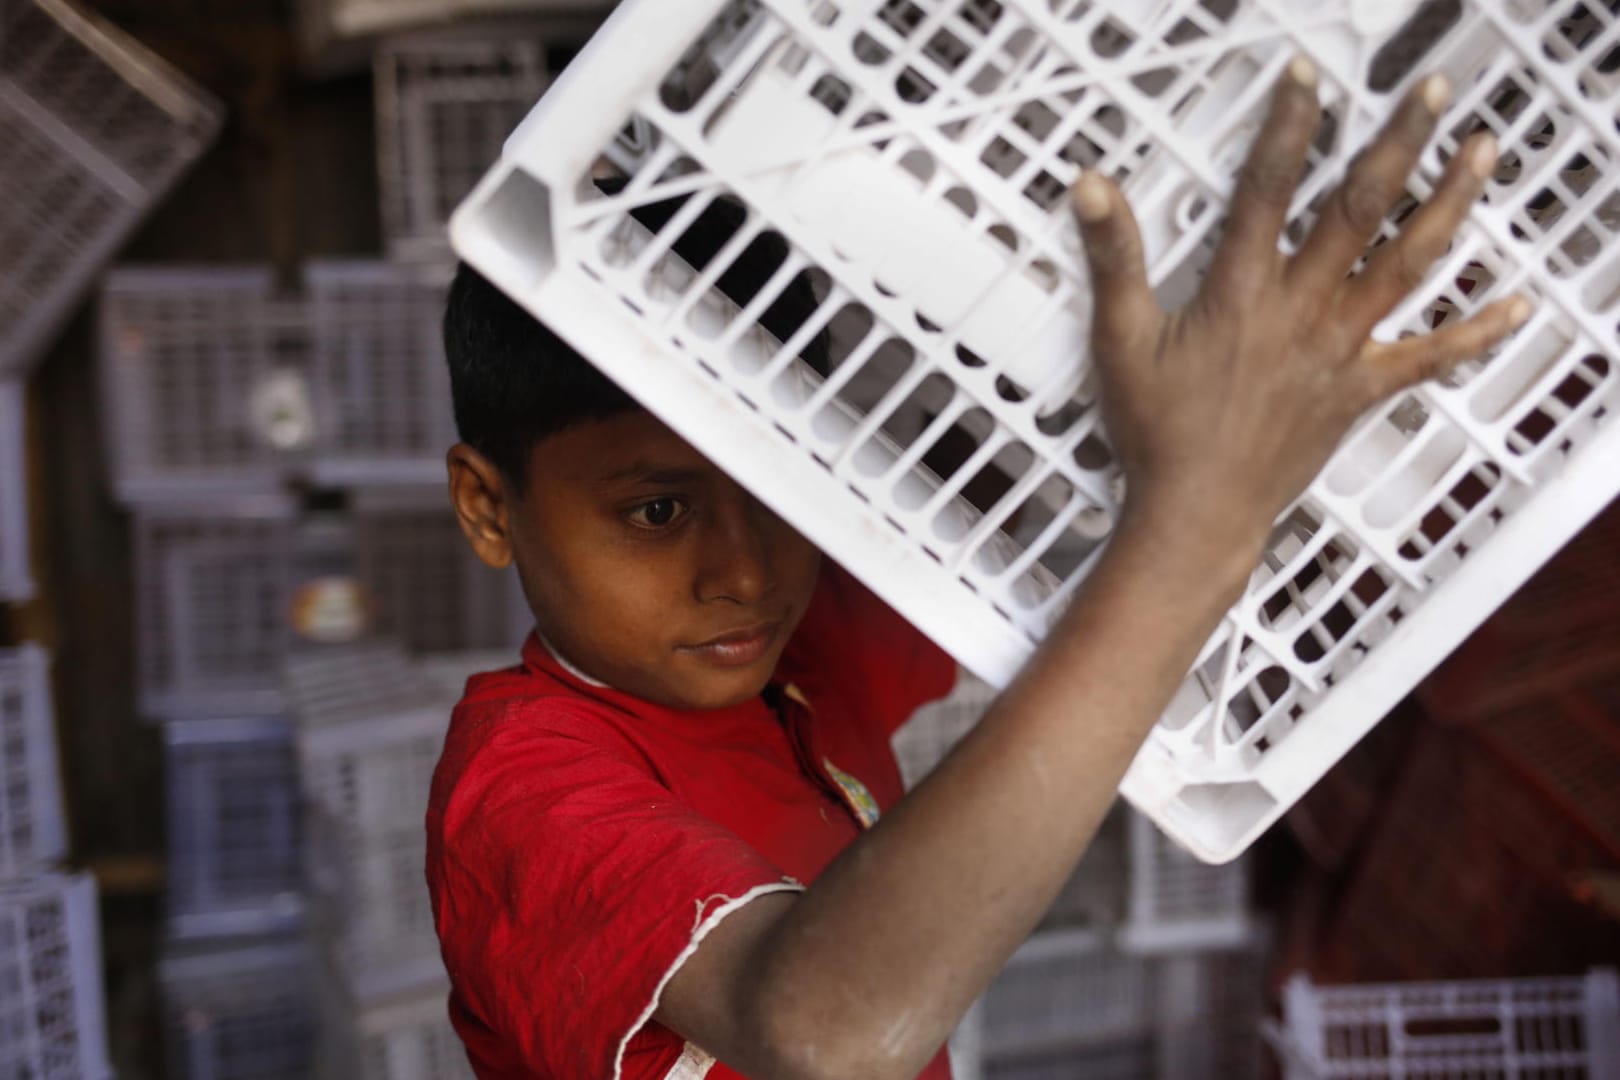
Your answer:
[824,758,881,829]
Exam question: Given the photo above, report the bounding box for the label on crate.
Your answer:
[289,576,374,644]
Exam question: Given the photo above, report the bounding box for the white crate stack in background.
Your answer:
[0,381,31,603]
[288,642,485,1073]
[132,495,526,721]
[1271,970,1620,1080]
[164,717,305,941]
[450,0,1620,864]
[376,26,554,261]
[160,939,315,1080]
[0,645,67,879]
[0,0,221,375]
[100,262,457,502]
[0,872,114,1080]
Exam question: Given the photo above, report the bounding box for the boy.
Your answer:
[428,62,1527,1080]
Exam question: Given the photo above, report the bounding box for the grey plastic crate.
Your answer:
[134,497,301,720]
[0,380,30,602]
[0,872,113,1080]
[0,0,221,375]
[165,717,305,941]
[161,938,315,1080]
[375,28,550,261]
[315,964,472,1080]
[305,262,456,487]
[100,269,307,503]
[135,496,526,720]
[101,263,460,502]
[0,645,66,879]
[981,932,1267,1080]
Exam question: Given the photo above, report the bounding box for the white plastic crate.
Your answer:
[980,929,1266,1079]
[0,380,31,602]
[376,28,552,261]
[316,967,473,1080]
[1273,969,1620,1080]
[306,262,458,488]
[0,645,66,879]
[290,644,460,1000]
[161,939,315,1080]
[0,0,222,374]
[164,717,305,940]
[101,263,458,501]
[134,498,526,720]
[453,0,1620,862]
[307,811,446,1002]
[0,872,112,1080]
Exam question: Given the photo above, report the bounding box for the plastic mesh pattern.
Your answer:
[164,717,305,940]
[0,381,31,602]
[0,873,112,1080]
[0,646,65,879]
[160,941,315,1080]
[453,0,1620,861]
[1277,970,1620,1079]
[316,971,473,1080]
[0,0,221,374]
[376,29,552,259]
[101,263,457,502]
[981,934,1266,1078]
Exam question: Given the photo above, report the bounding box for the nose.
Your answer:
[695,485,777,606]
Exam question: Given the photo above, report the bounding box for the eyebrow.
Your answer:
[594,463,709,487]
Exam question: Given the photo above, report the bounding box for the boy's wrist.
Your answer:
[1108,492,1267,604]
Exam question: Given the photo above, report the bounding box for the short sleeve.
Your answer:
[429,711,802,1079]
[791,563,959,736]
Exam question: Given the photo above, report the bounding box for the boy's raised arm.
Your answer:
[654,59,1529,1080]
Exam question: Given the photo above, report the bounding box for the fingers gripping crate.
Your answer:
[376,28,553,261]
[102,263,458,501]
[0,645,65,878]
[0,872,113,1080]
[981,931,1267,1079]
[316,969,474,1080]
[164,717,305,941]
[0,381,31,603]
[161,940,315,1080]
[453,0,1620,862]
[1273,969,1620,1080]
[0,0,222,375]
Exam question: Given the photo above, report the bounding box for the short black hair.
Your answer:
[444,191,830,489]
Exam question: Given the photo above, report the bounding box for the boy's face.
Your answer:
[452,410,821,711]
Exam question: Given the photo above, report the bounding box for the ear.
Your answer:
[448,444,515,570]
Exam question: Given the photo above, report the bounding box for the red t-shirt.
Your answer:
[426,564,959,1079]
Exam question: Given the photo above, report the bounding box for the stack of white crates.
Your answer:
[100,264,527,1079]
[288,642,482,1080]
[0,648,114,1080]
[0,0,221,375]
[896,675,1265,1080]
[1270,970,1620,1079]
[375,26,554,261]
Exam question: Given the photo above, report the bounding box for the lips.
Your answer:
[678,620,781,667]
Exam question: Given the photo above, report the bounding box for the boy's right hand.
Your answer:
[1074,57,1529,562]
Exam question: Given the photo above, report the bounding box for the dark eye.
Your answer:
[628,498,686,529]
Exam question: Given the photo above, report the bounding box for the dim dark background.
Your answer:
[2,1,1617,1077]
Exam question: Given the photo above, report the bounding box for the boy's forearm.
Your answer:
[725,514,1259,1079]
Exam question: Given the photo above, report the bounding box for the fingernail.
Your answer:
[1507,296,1533,328]
[1074,171,1112,223]
[1467,134,1499,180]
[1288,55,1318,89]
[1420,73,1451,114]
